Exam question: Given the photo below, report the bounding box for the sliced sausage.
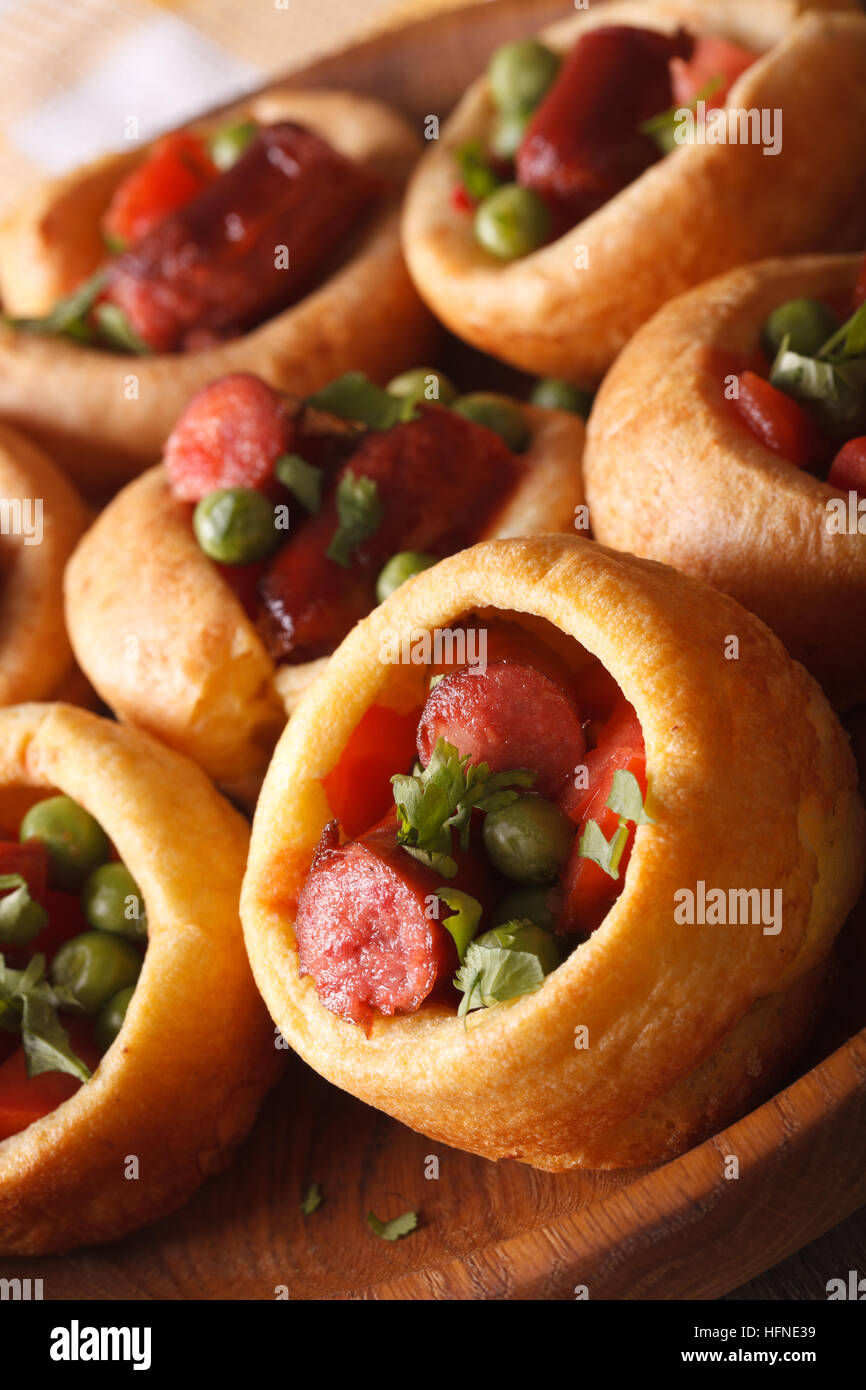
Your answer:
[258,405,521,662]
[295,810,490,1028]
[417,659,585,798]
[164,373,293,501]
[517,25,693,222]
[103,122,381,353]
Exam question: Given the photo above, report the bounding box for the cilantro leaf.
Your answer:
[300,1182,322,1216]
[434,888,482,961]
[455,940,545,1017]
[817,299,866,363]
[455,140,502,201]
[275,453,322,514]
[367,1209,418,1241]
[0,873,48,946]
[93,302,152,354]
[607,770,655,826]
[391,738,535,877]
[21,992,91,1083]
[577,819,629,880]
[0,953,91,1082]
[326,471,383,568]
[307,373,412,430]
[639,76,724,155]
[5,269,107,343]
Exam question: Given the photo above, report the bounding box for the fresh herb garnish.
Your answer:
[5,269,107,344]
[434,887,482,961]
[93,302,152,354]
[0,953,91,1082]
[301,1182,322,1216]
[0,873,48,945]
[326,470,383,567]
[367,1209,418,1242]
[455,140,502,201]
[577,769,653,881]
[275,453,323,515]
[816,299,866,363]
[455,936,545,1017]
[391,737,535,878]
[307,373,413,431]
[639,75,724,154]
[770,331,866,430]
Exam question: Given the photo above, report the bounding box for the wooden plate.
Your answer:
[1,0,864,1300]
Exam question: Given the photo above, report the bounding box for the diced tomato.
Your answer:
[0,840,48,908]
[26,888,89,963]
[556,695,646,935]
[671,35,756,109]
[323,705,423,840]
[102,133,217,250]
[164,373,292,502]
[828,436,866,495]
[732,371,819,468]
[451,182,474,213]
[0,1021,101,1143]
[854,254,866,309]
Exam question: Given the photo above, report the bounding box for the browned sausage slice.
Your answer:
[416,660,585,798]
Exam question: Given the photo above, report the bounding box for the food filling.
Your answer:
[165,367,552,664]
[0,796,146,1140]
[725,253,866,494]
[7,119,381,354]
[291,618,650,1028]
[454,28,756,259]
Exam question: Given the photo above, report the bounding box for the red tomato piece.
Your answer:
[322,705,423,841]
[671,36,756,109]
[451,182,474,213]
[828,436,866,495]
[732,371,817,468]
[164,373,292,501]
[556,694,646,936]
[0,840,48,906]
[0,1021,101,1143]
[102,133,216,249]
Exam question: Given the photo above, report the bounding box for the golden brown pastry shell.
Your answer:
[64,403,585,807]
[583,252,866,711]
[0,89,435,492]
[0,425,89,706]
[0,703,280,1254]
[401,0,866,383]
[240,534,865,1169]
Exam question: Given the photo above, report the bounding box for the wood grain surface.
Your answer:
[0,0,863,1299]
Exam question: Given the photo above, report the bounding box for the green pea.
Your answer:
[474,184,551,261]
[761,298,840,361]
[376,551,437,604]
[93,984,136,1053]
[453,392,531,453]
[82,863,147,942]
[386,367,457,408]
[489,110,530,161]
[491,885,556,931]
[475,922,560,975]
[209,120,258,171]
[193,487,279,565]
[488,40,560,115]
[50,931,142,1018]
[20,796,110,892]
[531,378,594,418]
[482,795,574,884]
